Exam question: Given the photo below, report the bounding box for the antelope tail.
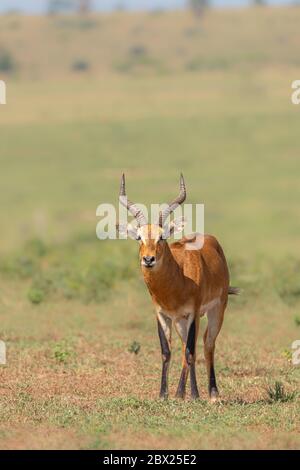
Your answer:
[228,286,240,295]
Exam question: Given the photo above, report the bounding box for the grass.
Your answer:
[128,341,141,355]
[0,49,15,73]
[0,7,300,450]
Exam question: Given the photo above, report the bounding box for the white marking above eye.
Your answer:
[138,225,162,244]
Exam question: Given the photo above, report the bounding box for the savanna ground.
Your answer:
[0,7,299,450]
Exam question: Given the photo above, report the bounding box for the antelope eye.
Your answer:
[136,235,141,241]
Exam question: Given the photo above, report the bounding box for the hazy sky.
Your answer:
[0,0,292,13]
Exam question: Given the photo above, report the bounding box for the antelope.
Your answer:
[117,174,238,401]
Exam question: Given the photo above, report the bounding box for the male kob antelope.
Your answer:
[117,174,238,401]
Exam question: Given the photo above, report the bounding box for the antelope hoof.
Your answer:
[175,392,185,400]
[159,392,169,400]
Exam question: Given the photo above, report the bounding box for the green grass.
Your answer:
[0,8,300,450]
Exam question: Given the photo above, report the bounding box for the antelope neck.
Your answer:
[142,243,185,303]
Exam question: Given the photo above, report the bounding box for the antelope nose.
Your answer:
[143,256,155,266]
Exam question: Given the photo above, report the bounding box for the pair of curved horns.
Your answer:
[119,173,186,227]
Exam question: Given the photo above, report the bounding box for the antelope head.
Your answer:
[117,174,187,270]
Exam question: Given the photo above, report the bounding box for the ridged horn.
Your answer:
[159,173,186,227]
[119,174,147,226]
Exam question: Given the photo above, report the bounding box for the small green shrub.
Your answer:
[28,287,45,305]
[266,381,296,403]
[52,342,72,364]
[0,49,15,73]
[129,341,141,355]
[294,315,300,326]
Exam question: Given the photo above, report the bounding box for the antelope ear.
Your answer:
[164,216,186,238]
[116,222,139,240]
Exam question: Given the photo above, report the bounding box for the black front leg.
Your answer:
[175,317,199,400]
[175,365,189,399]
[157,314,172,399]
[208,364,219,399]
[186,319,200,399]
